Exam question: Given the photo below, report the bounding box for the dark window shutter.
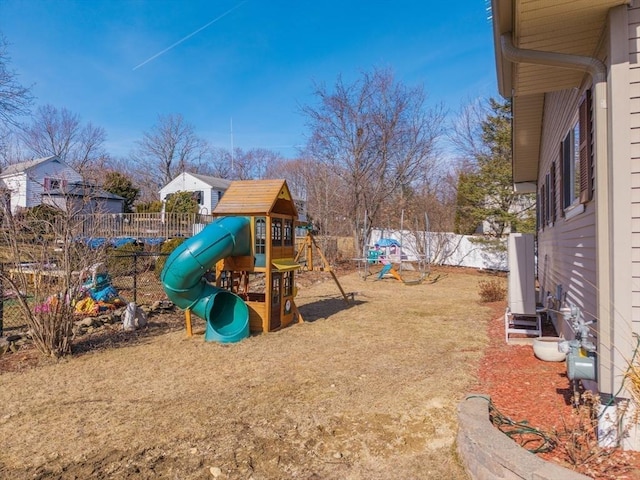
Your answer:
[559,143,565,216]
[539,187,545,229]
[44,177,50,191]
[550,161,556,223]
[536,190,541,231]
[579,89,593,204]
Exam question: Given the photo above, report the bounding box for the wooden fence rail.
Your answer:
[66,213,215,239]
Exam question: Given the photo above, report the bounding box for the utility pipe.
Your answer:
[500,33,613,394]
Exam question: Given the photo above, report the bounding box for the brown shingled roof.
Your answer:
[213,179,297,217]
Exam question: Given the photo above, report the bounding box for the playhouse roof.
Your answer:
[213,179,298,217]
[376,238,401,248]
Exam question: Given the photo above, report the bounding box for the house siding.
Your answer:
[537,88,597,340]
[159,173,228,215]
[629,4,640,329]
[0,157,82,213]
[31,161,83,209]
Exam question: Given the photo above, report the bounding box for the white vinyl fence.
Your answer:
[369,229,508,271]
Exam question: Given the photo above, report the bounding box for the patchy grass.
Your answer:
[0,266,493,479]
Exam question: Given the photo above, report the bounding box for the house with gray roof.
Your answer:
[159,172,232,215]
[0,155,124,214]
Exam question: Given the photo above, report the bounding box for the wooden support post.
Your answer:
[185,309,193,337]
[292,300,304,323]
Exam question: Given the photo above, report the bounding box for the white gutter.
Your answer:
[500,33,613,395]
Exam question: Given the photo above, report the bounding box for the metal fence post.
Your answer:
[133,252,138,303]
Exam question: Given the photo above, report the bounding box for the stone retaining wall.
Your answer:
[456,394,591,480]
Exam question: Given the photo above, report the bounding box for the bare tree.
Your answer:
[19,104,109,175]
[0,34,33,129]
[0,190,113,357]
[0,126,26,168]
[231,147,282,180]
[302,68,445,250]
[197,146,233,179]
[132,113,207,188]
[263,156,350,235]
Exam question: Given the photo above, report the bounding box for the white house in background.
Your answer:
[159,172,231,215]
[1,156,82,213]
[0,155,124,214]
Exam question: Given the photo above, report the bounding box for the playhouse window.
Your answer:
[272,218,282,245]
[255,217,266,254]
[283,271,293,296]
[272,276,280,303]
[283,219,293,246]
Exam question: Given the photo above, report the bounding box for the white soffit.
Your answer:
[513,94,544,184]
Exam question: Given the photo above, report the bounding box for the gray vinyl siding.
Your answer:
[537,88,597,340]
[629,5,640,326]
[28,160,82,210]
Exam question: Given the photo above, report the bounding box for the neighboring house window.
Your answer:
[44,177,65,191]
[192,190,203,205]
[561,90,593,212]
[217,190,223,201]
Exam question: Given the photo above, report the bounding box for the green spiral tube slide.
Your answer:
[160,216,251,343]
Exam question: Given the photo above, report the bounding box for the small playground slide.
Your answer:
[160,216,251,343]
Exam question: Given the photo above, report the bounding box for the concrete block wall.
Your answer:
[456,394,591,480]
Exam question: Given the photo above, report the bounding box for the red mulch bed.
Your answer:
[475,302,640,479]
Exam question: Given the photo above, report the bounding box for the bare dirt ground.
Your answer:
[0,265,495,480]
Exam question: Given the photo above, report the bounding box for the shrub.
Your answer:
[154,237,186,278]
[106,241,145,277]
[478,277,507,302]
[549,391,633,479]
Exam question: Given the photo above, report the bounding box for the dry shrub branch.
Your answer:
[0,198,108,357]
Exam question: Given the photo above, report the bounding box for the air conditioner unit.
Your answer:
[505,233,541,341]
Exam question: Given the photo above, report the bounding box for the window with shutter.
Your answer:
[550,161,557,223]
[544,173,550,226]
[560,88,593,214]
[578,90,593,204]
[539,186,545,230]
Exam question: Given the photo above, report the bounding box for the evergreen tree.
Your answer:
[453,98,535,237]
[103,171,140,213]
[165,191,199,214]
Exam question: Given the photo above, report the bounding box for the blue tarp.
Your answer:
[110,237,137,248]
[139,237,165,246]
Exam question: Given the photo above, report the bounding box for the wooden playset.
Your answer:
[210,179,301,333]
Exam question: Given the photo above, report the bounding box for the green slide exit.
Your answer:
[160,216,251,343]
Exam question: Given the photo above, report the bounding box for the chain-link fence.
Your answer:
[0,252,170,335]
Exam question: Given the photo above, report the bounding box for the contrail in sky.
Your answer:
[133,1,247,71]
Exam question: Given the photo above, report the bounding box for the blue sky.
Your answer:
[0,1,497,160]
